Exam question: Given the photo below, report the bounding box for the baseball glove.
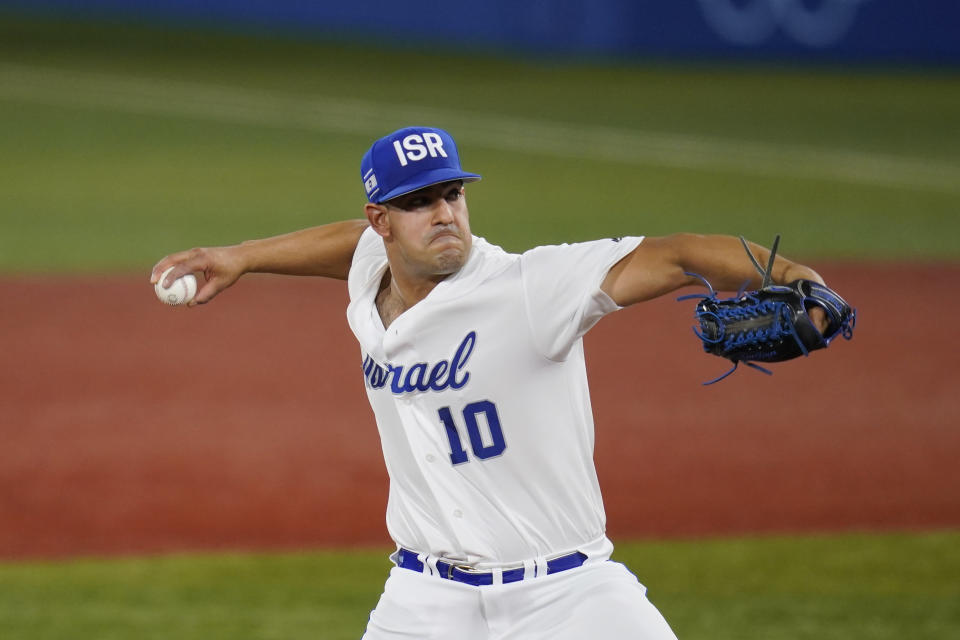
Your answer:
[679,235,856,384]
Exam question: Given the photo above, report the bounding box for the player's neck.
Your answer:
[375,268,444,328]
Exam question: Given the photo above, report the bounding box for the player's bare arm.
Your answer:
[150,219,368,305]
[602,233,827,318]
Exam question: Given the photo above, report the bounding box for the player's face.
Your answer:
[380,181,472,278]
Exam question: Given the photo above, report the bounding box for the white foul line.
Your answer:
[0,63,957,194]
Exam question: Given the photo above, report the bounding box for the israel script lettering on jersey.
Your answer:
[362,331,476,394]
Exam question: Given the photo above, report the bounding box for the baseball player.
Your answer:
[152,126,829,639]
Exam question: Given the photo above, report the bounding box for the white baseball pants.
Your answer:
[361,560,678,640]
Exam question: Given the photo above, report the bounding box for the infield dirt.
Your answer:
[2,263,958,559]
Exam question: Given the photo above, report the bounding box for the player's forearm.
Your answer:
[235,219,368,279]
[603,233,824,306]
[725,237,824,288]
[151,219,368,305]
[675,234,824,291]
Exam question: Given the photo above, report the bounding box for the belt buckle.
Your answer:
[450,562,498,587]
[450,563,485,578]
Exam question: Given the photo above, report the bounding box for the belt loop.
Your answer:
[491,567,503,587]
[427,556,441,577]
[534,556,549,578]
[420,553,433,576]
[522,558,535,581]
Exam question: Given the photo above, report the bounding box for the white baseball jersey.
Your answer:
[346,227,644,567]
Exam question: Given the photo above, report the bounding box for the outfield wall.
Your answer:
[2,0,958,65]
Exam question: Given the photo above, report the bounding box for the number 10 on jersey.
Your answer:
[438,400,506,464]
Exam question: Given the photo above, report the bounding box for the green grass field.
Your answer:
[2,16,959,640]
[1,532,958,640]
[1,16,958,272]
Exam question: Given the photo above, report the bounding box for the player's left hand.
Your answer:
[808,305,828,334]
[682,278,856,384]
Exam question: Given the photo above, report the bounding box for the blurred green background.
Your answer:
[1,16,958,273]
[2,14,959,640]
[2,533,958,640]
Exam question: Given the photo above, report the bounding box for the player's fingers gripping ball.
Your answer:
[155,266,197,306]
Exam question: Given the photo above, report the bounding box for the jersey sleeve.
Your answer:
[347,225,387,302]
[520,236,644,361]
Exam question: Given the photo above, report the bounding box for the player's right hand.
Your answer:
[150,246,246,307]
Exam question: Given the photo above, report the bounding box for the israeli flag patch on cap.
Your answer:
[363,168,379,199]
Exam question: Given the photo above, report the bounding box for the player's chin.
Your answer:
[433,247,468,274]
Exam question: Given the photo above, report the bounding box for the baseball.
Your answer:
[155,267,197,305]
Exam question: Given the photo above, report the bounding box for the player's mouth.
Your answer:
[427,227,462,244]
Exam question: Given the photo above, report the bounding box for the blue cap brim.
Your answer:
[374,168,481,203]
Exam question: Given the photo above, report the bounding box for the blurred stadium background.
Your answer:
[1,2,958,639]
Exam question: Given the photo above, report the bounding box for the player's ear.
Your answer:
[365,203,391,238]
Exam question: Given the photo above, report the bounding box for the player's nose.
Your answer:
[432,198,455,224]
